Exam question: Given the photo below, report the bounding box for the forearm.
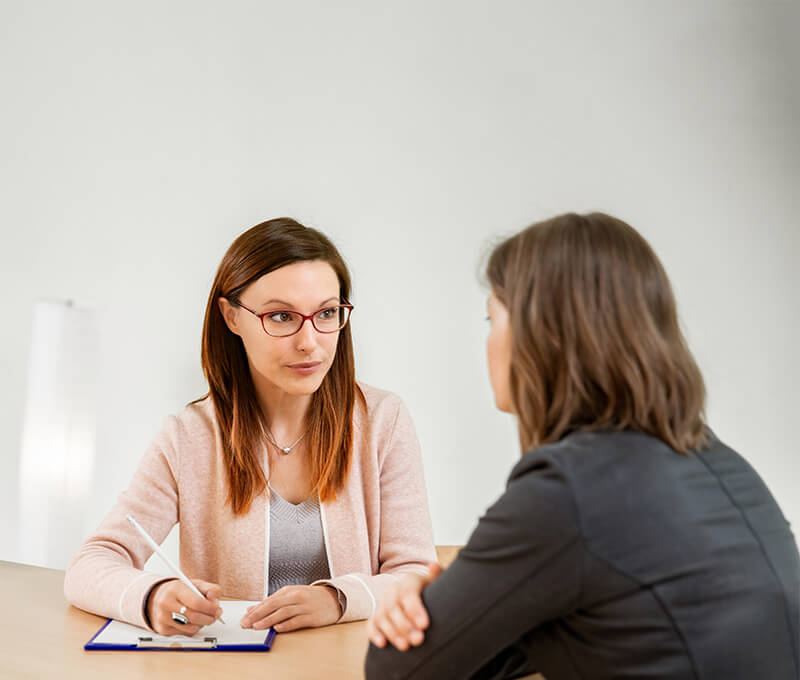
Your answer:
[365,454,583,679]
[364,560,541,680]
[64,546,171,628]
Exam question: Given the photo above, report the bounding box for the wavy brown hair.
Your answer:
[486,212,707,454]
[196,218,362,514]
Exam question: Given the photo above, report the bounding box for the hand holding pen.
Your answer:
[126,514,226,635]
[145,578,224,637]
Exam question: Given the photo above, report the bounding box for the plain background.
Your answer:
[1,1,798,569]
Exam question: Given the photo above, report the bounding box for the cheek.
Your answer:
[487,330,504,385]
[322,333,340,362]
[240,332,281,372]
[487,326,512,410]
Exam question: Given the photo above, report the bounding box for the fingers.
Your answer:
[389,599,422,650]
[240,586,341,631]
[400,591,429,632]
[373,606,405,650]
[152,603,215,635]
[150,605,203,637]
[367,617,387,648]
[180,606,219,628]
[371,608,424,651]
[240,587,298,628]
[149,580,223,635]
[250,605,304,630]
[177,583,222,619]
[368,574,434,651]
[164,622,203,637]
[168,617,203,636]
[273,615,314,633]
[192,579,222,604]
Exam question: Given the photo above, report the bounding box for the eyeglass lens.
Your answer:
[263,306,350,336]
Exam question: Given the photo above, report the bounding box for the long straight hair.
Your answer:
[486,212,707,454]
[196,218,361,514]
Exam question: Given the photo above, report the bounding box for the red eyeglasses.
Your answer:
[235,302,353,337]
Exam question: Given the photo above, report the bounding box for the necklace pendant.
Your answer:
[282,446,291,454]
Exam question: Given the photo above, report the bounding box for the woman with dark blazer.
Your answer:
[364,212,799,680]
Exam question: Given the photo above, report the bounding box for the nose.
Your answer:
[294,317,318,352]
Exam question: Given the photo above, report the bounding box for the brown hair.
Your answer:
[486,212,707,454]
[196,218,362,514]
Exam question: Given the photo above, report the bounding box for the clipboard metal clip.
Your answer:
[136,636,218,649]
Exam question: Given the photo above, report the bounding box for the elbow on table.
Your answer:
[62,553,86,608]
[63,562,78,605]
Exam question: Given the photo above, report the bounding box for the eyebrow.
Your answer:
[261,296,340,309]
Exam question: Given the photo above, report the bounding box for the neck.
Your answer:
[251,371,312,442]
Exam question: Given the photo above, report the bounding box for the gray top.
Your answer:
[268,485,331,596]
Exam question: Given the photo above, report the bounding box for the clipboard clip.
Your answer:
[137,636,218,649]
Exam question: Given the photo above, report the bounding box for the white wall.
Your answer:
[1,1,798,568]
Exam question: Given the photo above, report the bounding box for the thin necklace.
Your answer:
[264,426,308,455]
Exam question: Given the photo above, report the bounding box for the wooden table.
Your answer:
[0,554,542,680]
[1,560,369,679]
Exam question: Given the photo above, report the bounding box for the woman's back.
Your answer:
[528,430,799,678]
[366,430,799,679]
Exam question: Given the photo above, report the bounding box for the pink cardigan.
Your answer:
[63,383,436,628]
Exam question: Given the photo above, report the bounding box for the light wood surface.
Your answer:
[435,544,462,568]
[1,560,368,680]
[0,554,542,680]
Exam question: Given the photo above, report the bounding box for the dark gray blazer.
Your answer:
[365,430,800,680]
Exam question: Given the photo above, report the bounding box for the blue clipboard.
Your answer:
[84,600,276,651]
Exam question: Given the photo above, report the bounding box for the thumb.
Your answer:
[193,579,222,603]
[427,561,444,582]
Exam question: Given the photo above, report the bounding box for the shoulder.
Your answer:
[502,440,576,515]
[354,381,410,432]
[353,382,421,466]
[504,431,667,515]
[511,429,678,480]
[152,396,219,454]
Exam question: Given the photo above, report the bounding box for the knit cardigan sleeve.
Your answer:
[63,416,182,629]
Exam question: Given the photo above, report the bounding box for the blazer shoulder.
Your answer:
[355,381,406,428]
[509,433,590,480]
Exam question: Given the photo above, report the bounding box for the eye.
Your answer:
[268,312,293,323]
[317,307,336,320]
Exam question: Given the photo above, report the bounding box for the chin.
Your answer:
[286,374,328,396]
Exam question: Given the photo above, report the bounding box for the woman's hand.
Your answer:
[239,585,343,632]
[145,578,223,636]
[368,562,443,651]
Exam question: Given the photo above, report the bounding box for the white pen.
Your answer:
[126,514,226,625]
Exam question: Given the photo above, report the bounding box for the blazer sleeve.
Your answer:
[314,397,437,623]
[63,417,182,630]
[364,453,584,679]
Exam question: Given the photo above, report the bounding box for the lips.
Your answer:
[286,361,322,375]
[287,362,321,369]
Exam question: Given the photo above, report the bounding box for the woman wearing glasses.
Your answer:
[64,218,436,637]
[365,213,799,679]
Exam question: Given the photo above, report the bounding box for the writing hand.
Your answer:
[145,578,223,636]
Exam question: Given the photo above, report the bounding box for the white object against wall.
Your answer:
[18,300,98,569]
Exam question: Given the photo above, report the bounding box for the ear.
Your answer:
[217,297,242,337]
